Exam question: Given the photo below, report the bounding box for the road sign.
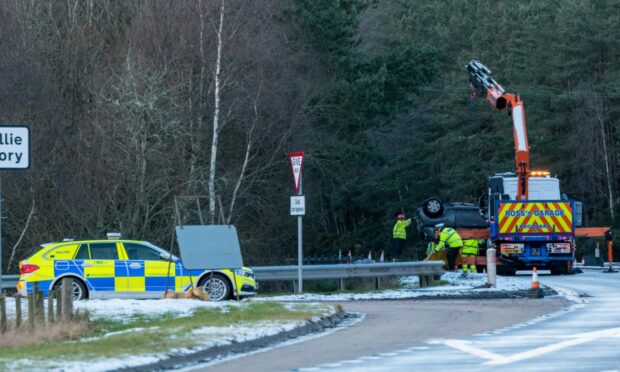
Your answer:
[0,125,30,170]
[291,195,306,216]
[289,152,304,193]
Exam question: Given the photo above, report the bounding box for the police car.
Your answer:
[16,236,257,301]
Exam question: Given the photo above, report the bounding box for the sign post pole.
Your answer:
[0,173,2,291]
[289,152,305,294]
[297,175,303,293]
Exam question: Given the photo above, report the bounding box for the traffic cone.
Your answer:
[368,250,372,260]
[379,250,385,263]
[528,266,544,298]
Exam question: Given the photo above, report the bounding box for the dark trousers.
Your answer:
[447,247,459,271]
[391,238,405,259]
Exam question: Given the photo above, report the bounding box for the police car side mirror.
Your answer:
[159,252,176,261]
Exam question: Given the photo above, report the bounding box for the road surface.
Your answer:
[191,287,568,371]
[298,270,620,371]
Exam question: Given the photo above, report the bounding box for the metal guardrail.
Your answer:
[1,261,444,291]
[1,274,19,290]
[253,261,445,281]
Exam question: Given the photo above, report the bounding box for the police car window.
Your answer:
[74,244,90,259]
[89,243,119,260]
[124,243,161,261]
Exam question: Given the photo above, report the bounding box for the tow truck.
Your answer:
[415,60,613,275]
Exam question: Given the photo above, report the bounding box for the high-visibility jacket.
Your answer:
[462,239,483,255]
[393,219,412,240]
[435,227,463,250]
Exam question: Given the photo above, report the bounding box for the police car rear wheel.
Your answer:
[52,278,87,301]
[200,274,231,301]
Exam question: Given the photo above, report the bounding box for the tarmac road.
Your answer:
[192,296,566,372]
[295,270,620,371]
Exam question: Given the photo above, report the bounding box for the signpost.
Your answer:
[289,152,304,293]
[0,125,31,292]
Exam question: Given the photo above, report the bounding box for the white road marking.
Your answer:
[439,340,503,360]
[440,327,620,366]
[485,327,620,365]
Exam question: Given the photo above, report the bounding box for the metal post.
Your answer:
[297,174,303,293]
[486,247,497,287]
[0,173,3,293]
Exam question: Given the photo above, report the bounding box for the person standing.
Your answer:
[391,213,412,260]
[433,223,463,272]
[461,239,484,274]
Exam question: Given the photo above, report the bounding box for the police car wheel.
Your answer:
[52,278,87,301]
[72,280,87,300]
[200,274,231,301]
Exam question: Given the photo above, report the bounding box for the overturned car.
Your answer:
[413,197,489,241]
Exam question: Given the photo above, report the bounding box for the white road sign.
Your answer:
[0,125,30,169]
[289,151,304,193]
[290,195,306,216]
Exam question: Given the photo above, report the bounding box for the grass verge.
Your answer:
[0,301,329,370]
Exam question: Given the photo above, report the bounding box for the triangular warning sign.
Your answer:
[289,152,304,193]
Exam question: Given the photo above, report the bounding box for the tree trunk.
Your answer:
[208,0,225,224]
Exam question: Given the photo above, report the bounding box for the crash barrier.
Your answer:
[284,255,380,265]
[253,261,445,291]
[0,278,74,334]
[0,275,18,290]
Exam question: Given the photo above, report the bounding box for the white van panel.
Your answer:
[502,177,561,200]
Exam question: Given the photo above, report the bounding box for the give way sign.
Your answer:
[289,152,304,193]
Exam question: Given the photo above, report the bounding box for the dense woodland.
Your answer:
[1,0,619,272]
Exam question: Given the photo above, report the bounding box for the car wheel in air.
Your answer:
[422,197,444,218]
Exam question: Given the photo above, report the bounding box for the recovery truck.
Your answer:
[416,60,613,275]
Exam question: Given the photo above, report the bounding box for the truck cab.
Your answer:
[488,173,582,274]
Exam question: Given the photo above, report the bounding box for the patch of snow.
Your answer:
[1,297,243,321]
[255,272,530,302]
[74,298,245,321]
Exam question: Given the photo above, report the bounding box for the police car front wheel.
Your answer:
[200,274,232,301]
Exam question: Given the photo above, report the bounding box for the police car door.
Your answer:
[83,242,128,294]
[122,242,173,295]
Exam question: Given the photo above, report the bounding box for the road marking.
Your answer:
[439,340,503,360]
[440,327,620,366]
[485,327,620,365]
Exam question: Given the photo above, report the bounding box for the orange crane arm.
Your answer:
[466,60,530,200]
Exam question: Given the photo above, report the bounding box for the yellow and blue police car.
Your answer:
[16,237,257,301]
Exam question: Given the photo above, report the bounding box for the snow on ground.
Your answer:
[2,298,337,372]
[52,319,315,372]
[253,272,531,302]
[1,297,247,322]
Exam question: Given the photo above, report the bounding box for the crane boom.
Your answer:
[466,60,530,200]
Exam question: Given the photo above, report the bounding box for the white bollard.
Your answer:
[486,248,497,287]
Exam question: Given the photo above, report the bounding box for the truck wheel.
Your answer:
[550,261,571,275]
[497,266,516,276]
[422,197,444,218]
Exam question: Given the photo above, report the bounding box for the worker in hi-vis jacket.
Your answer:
[461,239,484,274]
[433,223,463,272]
[391,213,412,260]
